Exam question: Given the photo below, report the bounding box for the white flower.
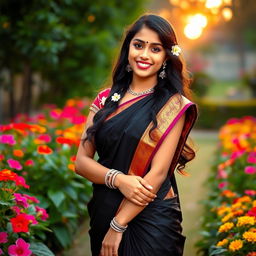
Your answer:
[101,96,106,106]
[111,93,121,102]
[171,45,181,56]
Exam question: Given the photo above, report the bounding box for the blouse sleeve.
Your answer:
[89,88,111,114]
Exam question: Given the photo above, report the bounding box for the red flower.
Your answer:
[10,214,30,233]
[37,145,53,154]
[24,160,34,166]
[247,207,256,217]
[0,169,17,182]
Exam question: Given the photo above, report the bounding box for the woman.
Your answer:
[75,14,198,256]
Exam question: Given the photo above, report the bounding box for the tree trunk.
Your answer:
[19,62,32,116]
[9,70,15,121]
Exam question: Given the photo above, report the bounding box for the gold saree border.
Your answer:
[128,93,198,177]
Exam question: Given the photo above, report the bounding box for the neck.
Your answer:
[130,74,157,92]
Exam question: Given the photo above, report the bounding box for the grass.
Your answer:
[64,130,218,256]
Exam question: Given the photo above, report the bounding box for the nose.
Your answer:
[140,47,149,59]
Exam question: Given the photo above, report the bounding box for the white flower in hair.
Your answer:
[111,93,121,102]
[101,96,107,106]
[171,45,181,56]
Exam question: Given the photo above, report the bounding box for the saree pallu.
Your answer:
[88,90,198,256]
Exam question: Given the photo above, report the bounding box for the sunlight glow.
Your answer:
[184,24,203,39]
[188,13,208,28]
[205,0,222,8]
[222,8,233,20]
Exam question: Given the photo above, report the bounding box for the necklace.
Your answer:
[127,86,155,96]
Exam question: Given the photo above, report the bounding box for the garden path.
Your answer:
[64,130,218,256]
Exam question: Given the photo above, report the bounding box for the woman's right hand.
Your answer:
[114,174,156,206]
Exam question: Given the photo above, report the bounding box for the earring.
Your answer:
[126,64,132,72]
[159,61,167,79]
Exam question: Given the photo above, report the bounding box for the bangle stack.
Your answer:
[110,217,128,233]
[105,169,122,189]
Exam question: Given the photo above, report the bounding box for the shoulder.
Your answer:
[89,88,111,113]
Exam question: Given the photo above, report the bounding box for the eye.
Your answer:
[152,47,161,53]
[133,43,143,49]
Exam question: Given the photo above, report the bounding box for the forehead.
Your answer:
[131,26,161,44]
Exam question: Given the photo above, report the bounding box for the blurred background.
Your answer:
[0,1,255,256]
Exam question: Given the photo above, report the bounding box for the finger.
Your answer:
[139,178,153,190]
[132,198,148,206]
[139,185,157,199]
[137,193,155,203]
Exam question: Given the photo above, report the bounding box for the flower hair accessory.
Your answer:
[171,45,181,56]
[111,93,121,102]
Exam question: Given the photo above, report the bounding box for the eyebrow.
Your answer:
[133,38,163,46]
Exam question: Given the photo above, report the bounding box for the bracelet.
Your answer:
[110,217,128,233]
[105,169,122,189]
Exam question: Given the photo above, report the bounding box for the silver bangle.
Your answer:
[110,217,128,233]
[105,169,122,189]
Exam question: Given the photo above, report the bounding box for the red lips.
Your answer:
[136,61,152,70]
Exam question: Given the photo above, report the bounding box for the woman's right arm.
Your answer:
[74,110,156,206]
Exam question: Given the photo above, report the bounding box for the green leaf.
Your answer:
[64,186,77,200]
[47,190,65,207]
[52,225,71,248]
[30,242,54,256]
[209,246,227,256]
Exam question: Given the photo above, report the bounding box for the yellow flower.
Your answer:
[217,205,231,216]
[216,238,228,247]
[231,202,242,210]
[218,222,234,233]
[243,231,256,242]
[229,239,243,252]
[221,213,234,223]
[237,216,255,227]
[253,200,256,207]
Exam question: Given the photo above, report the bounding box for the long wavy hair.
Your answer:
[84,14,196,173]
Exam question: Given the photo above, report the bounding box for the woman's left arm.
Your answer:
[100,113,186,256]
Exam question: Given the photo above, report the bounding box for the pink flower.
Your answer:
[15,176,29,189]
[0,134,16,145]
[71,115,86,124]
[245,190,256,196]
[38,134,52,143]
[244,166,256,175]
[23,194,39,204]
[8,238,32,256]
[24,160,34,166]
[13,193,29,208]
[218,182,228,189]
[12,206,21,214]
[0,248,3,255]
[50,109,61,119]
[226,118,240,125]
[0,154,4,161]
[0,232,8,243]
[26,214,38,225]
[247,152,256,164]
[217,169,228,179]
[230,150,245,160]
[35,206,49,221]
[7,159,23,170]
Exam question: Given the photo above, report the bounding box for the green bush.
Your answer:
[195,98,256,129]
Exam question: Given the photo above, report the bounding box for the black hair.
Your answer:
[84,14,195,173]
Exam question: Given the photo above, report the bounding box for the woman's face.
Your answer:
[128,26,166,81]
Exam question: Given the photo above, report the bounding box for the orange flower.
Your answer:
[29,124,46,133]
[229,239,243,252]
[216,238,228,247]
[237,216,255,227]
[13,149,24,158]
[37,145,53,155]
[68,164,75,172]
[218,222,234,233]
[243,231,256,242]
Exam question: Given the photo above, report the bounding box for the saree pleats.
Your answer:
[88,90,197,256]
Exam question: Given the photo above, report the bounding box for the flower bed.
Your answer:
[196,116,256,256]
[0,99,91,253]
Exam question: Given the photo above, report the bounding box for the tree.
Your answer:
[0,0,145,121]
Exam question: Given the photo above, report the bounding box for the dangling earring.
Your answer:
[126,64,132,72]
[159,61,167,79]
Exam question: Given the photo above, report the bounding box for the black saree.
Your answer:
[87,89,197,256]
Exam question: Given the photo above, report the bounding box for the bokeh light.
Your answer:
[184,23,203,39]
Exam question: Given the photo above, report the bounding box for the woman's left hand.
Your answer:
[100,228,123,256]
